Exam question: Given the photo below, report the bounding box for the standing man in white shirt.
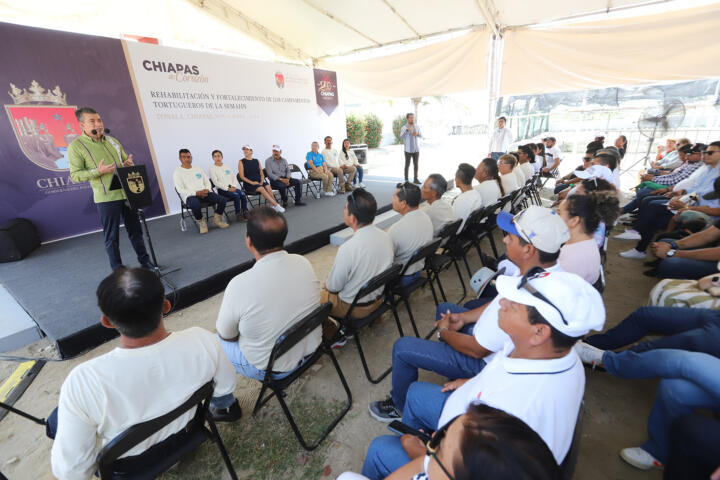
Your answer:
[388,182,434,286]
[48,267,240,479]
[173,148,229,234]
[452,163,483,231]
[488,116,514,161]
[420,173,455,236]
[542,136,563,177]
[216,207,322,380]
[323,136,355,193]
[400,113,422,184]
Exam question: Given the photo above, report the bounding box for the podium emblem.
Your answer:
[126,170,145,194]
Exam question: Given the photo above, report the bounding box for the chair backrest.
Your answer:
[437,218,462,241]
[401,238,443,276]
[265,303,332,371]
[354,263,403,303]
[97,380,213,477]
[289,163,306,178]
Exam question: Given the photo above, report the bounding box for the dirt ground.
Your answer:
[0,196,663,480]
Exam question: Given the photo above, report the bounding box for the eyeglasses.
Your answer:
[517,267,568,325]
[426,415,460,480]
[583,157,592,161]
[703,150,719,156]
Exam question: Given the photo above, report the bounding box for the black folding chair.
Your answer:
[237,173,264,208]
[425,219,466,304]
[509,187,526,214]
[330,263,404,384]
[97,380,237,480]
[389,238,443,338]
[560,402,584,480]
[252,302,352,451]
[303,162,326,198]
[290,163,321,199]
[175,188,211,232]
[527,173,542,205]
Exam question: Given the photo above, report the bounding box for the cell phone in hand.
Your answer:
[388,421,432,443]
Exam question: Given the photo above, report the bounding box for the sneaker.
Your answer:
[209,399,242,423]
[614,229,641,240]
[196,218,208,234]
[643,268,659,277]
[273,204,286,213]
[294,200,307,206]
[620,447,664,470]
[369,398,401,423]
[358,182,366,188]
[282,201,288,208]
[574,341,604,367]
[331,334,348,349]
[213,214,229,228]
[619,248,646,259]
[324,191,335,197]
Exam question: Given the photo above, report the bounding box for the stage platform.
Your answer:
[0,177,401,358]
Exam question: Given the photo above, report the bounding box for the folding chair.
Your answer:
[560,402,584,480]
[527,173,542,205]
[509,187,526,214]
[425,219,466,304]
[290,163,321,199]
[175,188,212,232]
[237,173,263,208]
[593,266,606,294]
[330,263,404,384]
[97,380,237,480]
[389,238,443,338]
[469,201,503,261]
[252,302,352,451]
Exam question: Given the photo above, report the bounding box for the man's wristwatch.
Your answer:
[667,249,676,257]
[437,327,449,341]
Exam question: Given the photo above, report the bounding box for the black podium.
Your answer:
[110,165,178,277]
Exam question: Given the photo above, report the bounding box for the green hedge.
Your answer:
[364,113,383,148]
[392,115,406,144]
[346,113,366,144]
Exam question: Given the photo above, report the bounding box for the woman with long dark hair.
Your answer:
[342,139,366,188]
[474,157,504,205]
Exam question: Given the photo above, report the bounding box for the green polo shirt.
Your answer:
[68,132,128,203]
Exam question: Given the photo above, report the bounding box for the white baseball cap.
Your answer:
[272,144,281,151]
[497,206,570,253]
[242,144,252,150]
[496,270,605,337]
[573,165,614,184]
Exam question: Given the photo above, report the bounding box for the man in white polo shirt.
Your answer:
[361,270,605,480]
[452,163,483,232]
[420,173,455,236]
[48,268,239,479]
[387,181,434,286]
[322,189,394,344]
[542,136,563,176]
[216,207,321,380]
[323,135,355,193]
[369,206,570,423]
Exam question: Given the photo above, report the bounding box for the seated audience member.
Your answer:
[554,151,594,195]
[209,149,249,222]
[323,135,355,193]
[322,189,394,324]
[558,190,620,284]
[651,138,678,170]
[534,142,546,173]
[264,144,306,208]
[649,273,720,309]
[647,138,690,175]
[474,157,504,206]
[618,141,720,260]
[339,403,562,480]
[362,271,605,479]
[306,141,335,196]
[575,344,720,470]
[48,268,239,479]
[420,174,455,236]
[517,144,536,181]
[368,205,569,422]
[621,143,701,215]
[238,145,285,212]
[216,207,321,380]
[342,139,366,188]
[665,414,720,480]
[173,148,229,234]
[451,163,483,231]
[542,136,563,176]
[388,182,434,286]
[510,151,527,186]
[615,134,628,160]
[498,154,520,194]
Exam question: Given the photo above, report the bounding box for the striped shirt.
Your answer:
[652,161,702,186]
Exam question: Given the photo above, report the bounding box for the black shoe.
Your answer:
[643,259,661,267]
[209,399,242,423]
[282,201,288,208]
[413,178,421,184]
[368,397,401,423]
[295,200,307,206]
[643,268,659,277]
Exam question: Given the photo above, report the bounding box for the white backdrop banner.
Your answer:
[124,41,346,213]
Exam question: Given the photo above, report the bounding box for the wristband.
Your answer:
[436,327,449,341]
[669,240,679,250]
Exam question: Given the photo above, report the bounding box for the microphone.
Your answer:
[91,128,110,135]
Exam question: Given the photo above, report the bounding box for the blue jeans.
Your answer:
[622,186,657,214]
[269,178,302,203]
[554,183,571,195]
[96,200,150,270]
[399,270,423,287]
[656,257,719,280]
[635,198,673,251]
[217,336,295,381]
[185,192,226,220]
[490,152,504,160]
[600,349,720,462]
[389,302,484,411]
[216,188,248,213]
[363,382,450,480]
[585,306,720,355]
[353,166,364,184]
[665,414,720,479]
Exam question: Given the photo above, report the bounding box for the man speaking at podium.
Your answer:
[68,107,152,271]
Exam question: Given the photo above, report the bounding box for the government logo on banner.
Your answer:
[5,81,80,171]
[313,69,338,116]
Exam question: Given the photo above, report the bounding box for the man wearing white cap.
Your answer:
[369,205,570,423]
[265,145,306,208]
[361,269,605,479]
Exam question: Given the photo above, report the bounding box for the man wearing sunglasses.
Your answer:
[553,150,595,195]
[369,206,569,423]
[362,270,604,479]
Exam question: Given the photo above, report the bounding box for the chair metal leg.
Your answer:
[354,330,392,384]
[205,416,239,480]
[487,230,499,258]
[452,258,468,304]
[402,298,421,338]
[432,269,448,303]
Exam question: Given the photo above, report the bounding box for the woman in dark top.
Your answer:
[615,135,628,161]
[237,146,284,211]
